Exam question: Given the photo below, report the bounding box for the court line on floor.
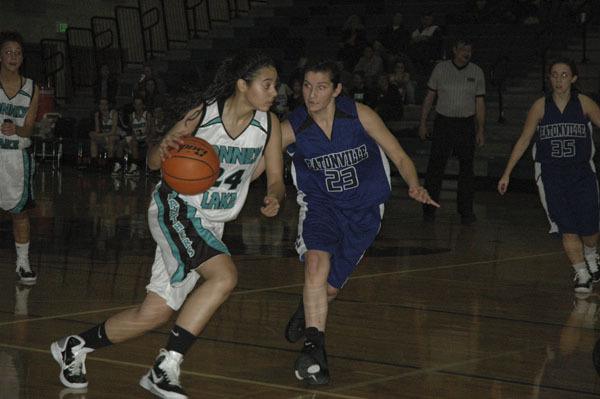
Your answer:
[0,342,365,399]
[328,346,543,393]
[0,250,562,327]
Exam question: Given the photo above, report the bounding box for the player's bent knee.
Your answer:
[327,285,339,299]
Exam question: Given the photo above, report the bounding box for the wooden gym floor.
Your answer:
[0,164,599,398]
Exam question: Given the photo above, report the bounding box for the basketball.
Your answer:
[161,136,220,195]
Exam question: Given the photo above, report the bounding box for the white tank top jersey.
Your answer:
[0,77,34,149]
[177,100,271,223]
[131,110,148,140]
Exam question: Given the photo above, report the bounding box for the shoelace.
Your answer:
[66,350,87,376]
[575,269,590,284]
[161,356,182,386]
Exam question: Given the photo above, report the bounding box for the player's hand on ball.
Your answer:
[260,196,280,217]
[409,186,439,207]
[159,105,204,161]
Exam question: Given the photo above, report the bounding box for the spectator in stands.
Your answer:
[348,71,375,106]
[372,74,404,122]
[418,37,485,225]
[134,63,166,96]
[353,44,384,90]
[272,80,293,120]
[151,106,168,142]
[388,60,416,104]
[287,77,303,114]
[376,12,411,57]
[94,63,119,104]
[409,12,442,70]
[89,97,120,171]
[505,0,541,25]
[337,15,367,71]
[139,78,166,112]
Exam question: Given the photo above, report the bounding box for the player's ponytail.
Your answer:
[201,51,275,104]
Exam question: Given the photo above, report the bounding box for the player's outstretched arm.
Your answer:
[357,102,439,207]
[498,98,543,195]
[261,113,285,217]
[147,104,204,170]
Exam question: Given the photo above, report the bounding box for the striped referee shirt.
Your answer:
[427,60,485,118]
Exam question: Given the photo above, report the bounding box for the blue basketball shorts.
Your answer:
[295,198,383,289]
[535,163,599,236]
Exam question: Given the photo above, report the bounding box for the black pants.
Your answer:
[423,114,476,217]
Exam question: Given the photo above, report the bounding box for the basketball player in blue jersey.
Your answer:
[51,51,285,399]
[498,58,600,295]
[0,31,39,285]
[281,60,438,385]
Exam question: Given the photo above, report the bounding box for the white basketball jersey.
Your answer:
[177,100,270,223]
[131,110,148,140]
[0,78,34,149]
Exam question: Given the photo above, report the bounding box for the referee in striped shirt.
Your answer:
[419,37,485,225]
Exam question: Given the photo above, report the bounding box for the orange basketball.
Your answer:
[161,136,220,195]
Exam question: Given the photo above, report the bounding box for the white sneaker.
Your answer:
[16,262,37,285]
[139,349,187,399]
[125,163,140,177]
[586,254,600,283]
[51,336,93,389]
[574,267,592,294]
[111,162,122,176]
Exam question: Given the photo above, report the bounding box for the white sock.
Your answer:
[15,242,30,270]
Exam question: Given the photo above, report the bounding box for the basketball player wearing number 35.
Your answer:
[0,31,40,285]
[281,60,438,385]
[498,58,600,296]
[51,51,285,399]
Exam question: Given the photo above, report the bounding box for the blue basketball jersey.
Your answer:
[287,96,391,209]
[533,94,594,167]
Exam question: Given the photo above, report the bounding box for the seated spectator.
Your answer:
[272,80,293,119]
[376,12,411,57]
[139,78,165,111]
[388,60,416,104]
[409,12,442,69]
[119,96,154,177]
[372,74,404,122]
[89,97,120,171]
[133,63,167,96]
[93,63,119,104]
[287,77,303,114]
[512,0,541,25]
[348,71,376,106]
[337,15,367,71]
[353,44,384,90]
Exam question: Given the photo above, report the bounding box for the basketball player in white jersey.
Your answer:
[122,95,154,176]
[51,51,285,399]
[0,31,39,284]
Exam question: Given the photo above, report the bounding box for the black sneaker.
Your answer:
[16,266,37,285]
[285,300,305,343]
[294,327,330,386]
[139,349,188,399]
[51,336,93,389]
